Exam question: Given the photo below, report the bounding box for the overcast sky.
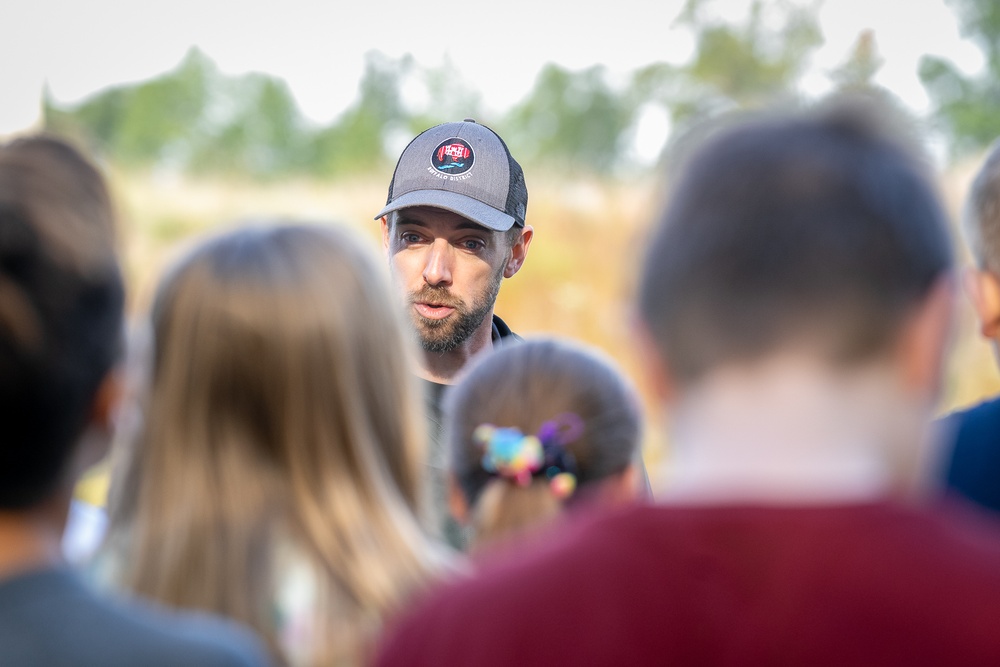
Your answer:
[1,0,985,135]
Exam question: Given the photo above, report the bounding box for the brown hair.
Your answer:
[104,223,441,665]
[445,337,641,549]
[638,101,952,385]
[964,138,1000,273]
[0,135,123,508]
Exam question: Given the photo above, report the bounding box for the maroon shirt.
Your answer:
[376,501,1000,666]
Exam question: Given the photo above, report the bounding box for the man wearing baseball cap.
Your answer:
[377,119,533,548]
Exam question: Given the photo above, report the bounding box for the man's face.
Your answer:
[383,206,513,353]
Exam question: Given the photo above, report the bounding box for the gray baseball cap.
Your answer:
[375,119,528,231]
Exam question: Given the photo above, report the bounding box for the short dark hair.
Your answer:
[638,101,953,384]
[963,138,1000,272]
[0,135,124,508]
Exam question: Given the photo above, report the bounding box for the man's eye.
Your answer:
[462,239,484,251]
[401,233,421,244]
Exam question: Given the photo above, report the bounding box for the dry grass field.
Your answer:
[75,161,1000,503]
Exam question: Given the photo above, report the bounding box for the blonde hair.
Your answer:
[104,223,441,665]
[445,338,642,550]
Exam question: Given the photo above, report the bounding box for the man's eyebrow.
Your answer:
[395,217,428,228]
[396,218,490,233]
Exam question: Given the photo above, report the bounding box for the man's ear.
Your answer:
[963,267,1000,339]
[896,275,956,399]
[630,313,678,405]
[447,474,469,525]
[380,216,391,254]
[503,225,533,279]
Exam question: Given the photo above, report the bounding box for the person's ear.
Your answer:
[630,313,679,406]
[380,216,391,254]
[447,474,470,525]
[91,369,124,434]
[503,225,533,278]
[600,464,640,505]
[72,369,126,478]
[896,275,956,399]
[962,267,1000,339]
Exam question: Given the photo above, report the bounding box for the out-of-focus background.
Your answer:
[5,0,1000,494]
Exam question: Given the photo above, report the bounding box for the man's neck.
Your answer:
[418,313,495,384]
[0,495,69,580]
[659,355,931,505]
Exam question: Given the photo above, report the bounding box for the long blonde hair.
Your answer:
[105,223,441,665]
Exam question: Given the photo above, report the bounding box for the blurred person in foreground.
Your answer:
[444,338,642,553]
[100,223,448,666]
[375,101,1000,666]
[377,119,650,549]
[0,136,270,666]
[937,139,1000,513]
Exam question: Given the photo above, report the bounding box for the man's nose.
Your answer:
[422,239,453,287]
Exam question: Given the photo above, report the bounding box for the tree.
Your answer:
[406,56,484,134]
[45,48,213,167]
[192,74,307,177]
[628,0,823,166]
[502,64,635,174]
[920,0,1000,156]
[306,51,412,176]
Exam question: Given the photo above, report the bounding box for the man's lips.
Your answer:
[414,302,456,320]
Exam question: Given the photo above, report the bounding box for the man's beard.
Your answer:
[408,267,503,354]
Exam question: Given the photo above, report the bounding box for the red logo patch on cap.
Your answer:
[431,138,474,175]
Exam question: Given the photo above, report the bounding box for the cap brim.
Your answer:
[374,190,521,232]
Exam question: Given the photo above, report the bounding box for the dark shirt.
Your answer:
[940,395,1000,513]
[420,315,521,549]
[0,567,272,667]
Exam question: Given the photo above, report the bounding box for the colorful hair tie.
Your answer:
[475,413,582,499]
[474,424,542,487]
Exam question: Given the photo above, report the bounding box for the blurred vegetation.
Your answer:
[42,0,1000,171]
[43,0,864,179]
[635,0,822,139]
[920,0,1000,157]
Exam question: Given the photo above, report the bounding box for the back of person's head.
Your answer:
[638,99,953,388]
[958,139,1000,347]
[445,338,642,551]
[0,135,124,509]
[964,139,1000,273]
[105,223,438,664]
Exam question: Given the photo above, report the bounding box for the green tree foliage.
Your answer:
[628,0,823,168]
[920,0,1000,156]
[42,0,834,178]
[306,51,411,176]
[503,64,635,173]
[46,48,212,166]
[191,74,306,177]
[406,56,484,135]
[637,0,822,128]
